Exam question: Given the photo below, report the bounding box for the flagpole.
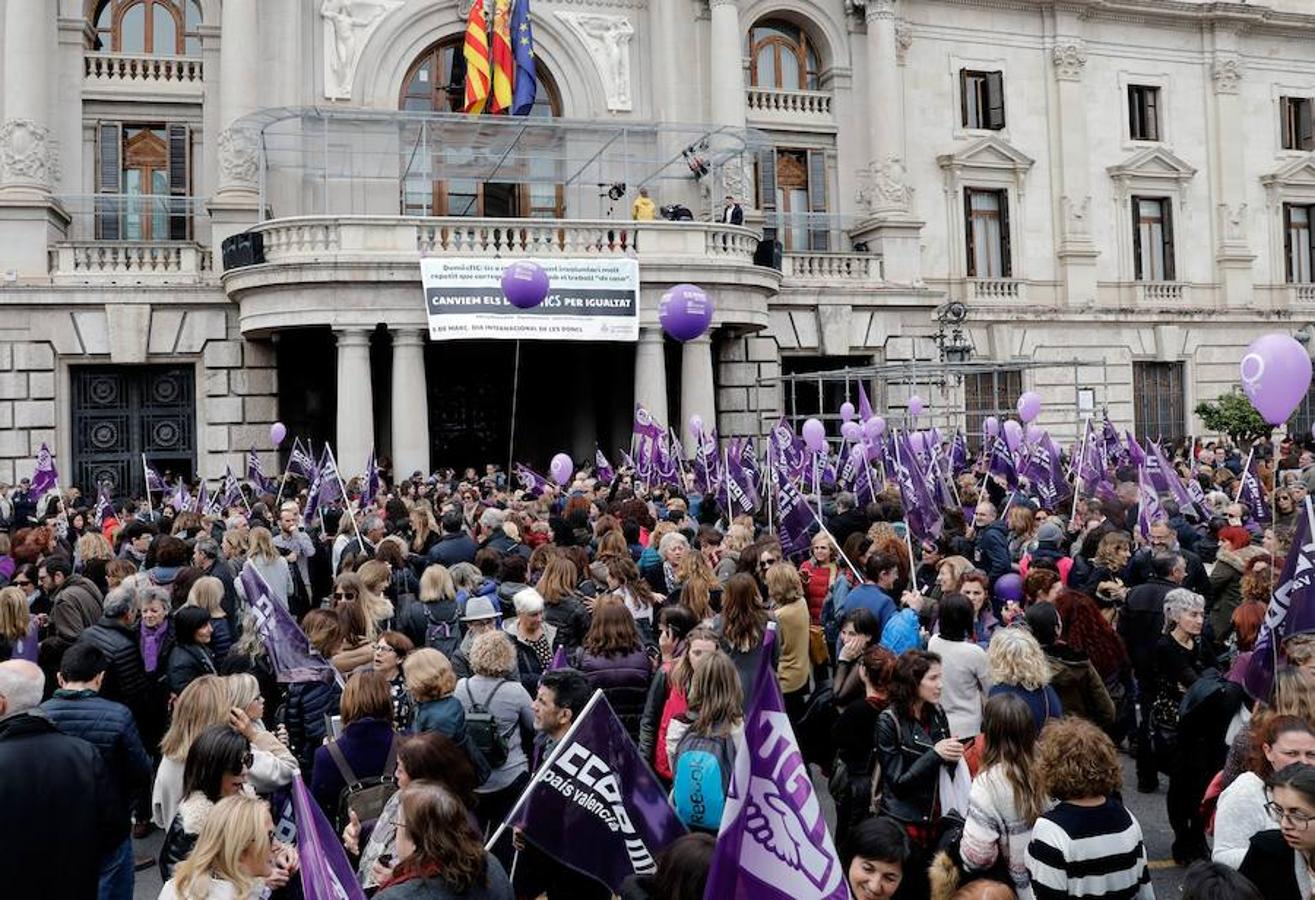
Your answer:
[273,436,299,510]
[1234,444,1256,504]
[507,340,522,481]
[327,444,366,551]
[141,453,154,517]
[723,446,733,525]
[1071,416,1090,523]
[766,439,775,536]
[485,689,608,852]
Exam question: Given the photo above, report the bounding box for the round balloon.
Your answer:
[1026,423,1045,444]
[501,260,550,309]
[839,401,856,423]
[994,572,1024,603]
[1003,419,1023,451]
[269,422,287,446]
[864,416,887,440]
[909,431,927,452]
[549,453,574,486]
[908,396,925,417]
[984,416,1000,437]
[841,421,862,443]
[1016,391,1042,424]
[659,284,714,342]
[689,414,704,436]
[801,417,826,453]
[1240,333,1314,425]
[850,443,868,464]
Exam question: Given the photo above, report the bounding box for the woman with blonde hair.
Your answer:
[225,673,297,764]
[766,562,811,712]
[672,550,719,624]
[986,627,1062,733]
[1006,506,1038,562]
[409,506,440,557]
[221,529,248,566]
[240,526,292,609]
[159,793,281,900]
[666,651,744,832]
[935,556,975,598]
[189,575,234,662]
[398,564,458,652]
[0,584,36,662]
[355,559,397,639]
[799,532,840,624]
[75,531,114,595]
[406,647,467,740]
[716,523,754,582]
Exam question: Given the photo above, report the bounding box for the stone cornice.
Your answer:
[915,0,1315,35]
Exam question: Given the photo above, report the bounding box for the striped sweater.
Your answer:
[1025,798,1155,900]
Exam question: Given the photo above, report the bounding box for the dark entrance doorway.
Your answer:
[71,364,196,496]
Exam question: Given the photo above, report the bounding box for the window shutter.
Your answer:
[1146,89,1159,141]
[1306,205,1315,283]
[1131,198,1143,280]
[1162,200,1176,281]
[959,70,969,127]
[97,122,123,240]
[1286,205,1296,283]
[758,148,778,241]
[167,123,190,240]
[999,190,1012,277]
[964,189,977,276]
[986,72,1006,129]
[1301,100,1314,151]
[806,150,828,251]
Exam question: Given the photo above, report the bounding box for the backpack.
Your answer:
[326,734,399,833]
[421,601,461,657]
[463,679,511,770]
[670,727,736,832]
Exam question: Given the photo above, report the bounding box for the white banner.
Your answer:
[420,257,640,342]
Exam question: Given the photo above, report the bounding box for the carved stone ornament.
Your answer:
[0,118,58,189]
[217,126,260,186]
[1219,202,1248,243]
[894,21,913,64]
[321,0,404,100]
[555,11,635,112]
[1062,195,1091,238]
[1212,57,1242,95]
[864,0,895,22]
[1051,41,1087,81]
[856,156,912,214]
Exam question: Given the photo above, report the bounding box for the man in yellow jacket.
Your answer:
[631,186,656,220]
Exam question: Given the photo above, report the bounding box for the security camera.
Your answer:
[935,301,968,325]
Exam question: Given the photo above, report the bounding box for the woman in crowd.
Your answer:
[1226,600,1267,685]
[168,606,219,695]
[714,572,778,702]
[159,794,285,900]
[640,623,719,782]
[343,733,479,892]
[1022,568,1061,608]
[605,555,661,641]
[502,587,555,696]
[0,584,36,662]
[1238,763,1315,899]
[1007,506,1038,562]
[766,561,811,717]
[1025,716,1153,899]
[833,608,883,706]
[960,693,1050,899]
[1214,715,1315,867]
[406,647,479,767]
[76,531,114,596]
[356,560,398,638]
[376,537,420,608]
[371,782,514,900]
[927,592,990,738]
[283,609,344,772]
[311,670,399,825]
[575,595,653,740]
[398,564,458,652]
[159,725,254,879]
[667,650,744,833]
[455,631,534,862]
[844,817,910,900]
[1025,602,1114,734]
[830,645,898,848]
[1053,589,1133,742]
[875,649,958,895]
[800,533,841,624]
[536,555,592,650]
[958,570,999,648]
[1081,531,1131,616]
[372,629,415,729]
[331,599,377,674]
[934,555,975,600]
[187,576,233,663]
[671,550,719,625]
[619,832,716,900]
[242,526,292,609]
[1223,666,1315,788]
[986,627,1063,732]
[1209,526,1263,643]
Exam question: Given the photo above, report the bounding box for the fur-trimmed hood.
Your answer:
[1214,542,1265,575]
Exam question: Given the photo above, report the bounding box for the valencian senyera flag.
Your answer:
[463,0,491,114]
[489,0,514,113]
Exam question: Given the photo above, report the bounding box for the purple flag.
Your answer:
[987,434,1019,490]
[549,645,570,672]
[1075,419,1103,490]
[1020,438,1063,509]
[193,480,212,515]
[143,461,166,493]
[770,418,807,482]
[94,483,113,528]
[306,446,343,514]
[170,480,191,512]
[1237,453,1272,525]
[246,447,271,493]
[291,774,368,900]
[653,432,681,487]
[857,383,874,423]
[739,439,763,505]
[1246,497,1315,700]
[288,438,316,480]
[239,565,338,683]
[514,692,687,893]
[1102,417,1129,468]
[1131,433,1172,494]
[515,464,550,494]
[892,432,942,542]
[30,443,58,499]
[724,445,758,517]
[633,405,664,481]
[362,449,381,505]
[1186,452,1208,512]
[693,427,720,495]
[221,466,245,509]
[949,429,969,475]
[1148,438,1201,520]
[1136,462,1166,541]
[704,631,847,899]
[772,461,816,558]
[595,448,615,484]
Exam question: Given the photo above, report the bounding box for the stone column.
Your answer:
[389,330,430,479]
[708,0,750,207]
[634,327,668,428]
[1210,43,1253,309]
[335,328,375,478]
[210,0,261,249]
[1051,38,1099,306]
[680,335,717,449]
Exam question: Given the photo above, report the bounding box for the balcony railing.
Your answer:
[83,52,203,96]
[783,252,883,283]
[745,87,834,127]
[1292,283,1315,306]
[969,278,1024,301]
[1138,281,1188,304]
[51,241,212,284]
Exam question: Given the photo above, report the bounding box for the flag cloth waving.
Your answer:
[489,0,514,112]
[595,448,615,484]
[1246,497,1315,701]
[291,774,367,900]
[462,0,492,114]
[239,565,338,684]
[31,443,58,499]
[510,0,538,115]
[704,630,847,899]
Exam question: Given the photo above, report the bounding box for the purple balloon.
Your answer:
[1016,391,1042,424]
[659,284,714,342]
[1026,423,1045,444]
[549,452,574,486]
[689,414,704,436]
[1003,419,1023,451]
[501,260,550,309]
[909,431,927,452]
[864,416,887,440]
[994,572,1024,603]
[270,422,287,446]
[841,421,862,443]
[850,443,868,464]
[908,396,925,417]
[839,401,856,423]
[801,417,826,453]
[984,416,1000,437]
[1241,333,1314,425]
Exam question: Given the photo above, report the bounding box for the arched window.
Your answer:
[399,37,562,218]
[748,19,819,91]
[92,0,203,56]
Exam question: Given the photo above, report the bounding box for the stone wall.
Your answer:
[200,311,279,478]
[717,333,782,438]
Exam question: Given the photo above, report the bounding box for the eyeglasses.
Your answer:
[759,558,779,568]
[13,578,30,587]
[1265,801,1314,829]
[375,644,397,654]
[332,591,356,601]
[231,752,254,773]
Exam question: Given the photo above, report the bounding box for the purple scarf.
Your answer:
[140,620,168,673]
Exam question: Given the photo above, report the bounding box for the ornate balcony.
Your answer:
[969,278,1025,302]
[83,52,204,100]
[50,241,212,285]
[745,88,834,130]
[1137,281,1188,305]
[782,252,883,285]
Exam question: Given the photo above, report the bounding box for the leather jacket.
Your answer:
[874,703,952,825]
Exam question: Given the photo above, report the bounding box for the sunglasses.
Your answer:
[332,591,356,601]
[231,752,254,773]
[759,558,779,568]
[13,578,30,587]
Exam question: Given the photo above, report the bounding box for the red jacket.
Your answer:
[799,560,839,624]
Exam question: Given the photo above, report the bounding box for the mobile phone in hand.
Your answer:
[378,853,394,867]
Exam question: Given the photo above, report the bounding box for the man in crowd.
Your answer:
[427,509,477,566]
[38,556,103,677]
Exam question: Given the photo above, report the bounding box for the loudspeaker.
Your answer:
[753,237,783,271]
[221,231,266,271]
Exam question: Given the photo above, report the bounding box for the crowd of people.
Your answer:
[3,431,1315,899]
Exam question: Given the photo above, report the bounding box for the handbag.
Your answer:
[808,625,831,666]
[1151,691,1180,771]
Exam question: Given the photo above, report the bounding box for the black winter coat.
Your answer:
[166,643,218,695]
[426,531,478,567]
[1119,577,1177,683]
[399,598,461,651]
[1239,829,1305,900]
[544,595,592,650]
[283,679,342,773]
[874,704,952,826]
[76,617,150,717]
[0,712,120,900]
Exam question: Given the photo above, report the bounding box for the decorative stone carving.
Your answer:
[864,0,895,23]
[555,11,635,112]
[321,0,403,100]
[1051,40,1087,81]
[856,156,912,214]
[1212,56,1242,95]
[894,21,913,65]
[1063,195,1091,238]
[217,127,260,186]
[0,119,58,189]
[1219,202,1247,243]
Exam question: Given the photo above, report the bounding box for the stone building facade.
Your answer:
[2,0,1315,493]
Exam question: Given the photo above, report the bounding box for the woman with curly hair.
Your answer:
[986,628,1062,733]
[1025,717,1153,899]
[1053,589,1133,742]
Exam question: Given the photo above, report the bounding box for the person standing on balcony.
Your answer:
[632,187,656,221]
[720,194,743,225]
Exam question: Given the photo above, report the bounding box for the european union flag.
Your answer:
[510,0,537,115]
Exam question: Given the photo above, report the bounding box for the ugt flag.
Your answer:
[290,774,367,900]
[513,691,686,893]
[239,565,338,684]
[31,443,58,499]
[1246,497,1315,701]
[704,632,847,900]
